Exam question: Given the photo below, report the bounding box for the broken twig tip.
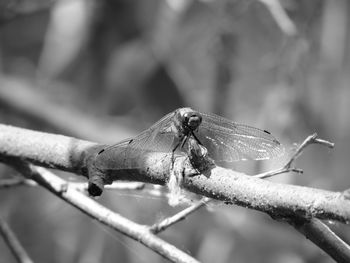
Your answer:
[315,138,335,149]
[308,133,334,149]
[292,168,303,174]
[311,132,318,138]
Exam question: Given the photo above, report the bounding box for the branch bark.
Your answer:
[290,218,350,263]
[1,124,350,224]
[1,124,350,262]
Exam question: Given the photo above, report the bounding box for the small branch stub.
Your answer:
[255,133,333,179]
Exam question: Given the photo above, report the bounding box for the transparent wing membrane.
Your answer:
[94,112,177,170]
[198,112,284,162]
[94,108,284,170]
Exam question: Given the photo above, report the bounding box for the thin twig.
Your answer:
[255,133,333,179]
[6,160,199,263]
[0,176,191,206]
[284,133,334,168]
[0,177,145,193]
[313,137,335,149]
[0,217,33,263]
[70,181,146,192]
[258,0,297,36]
[150,198,212,234]
[290,218,350,263]
[255,167,303,179]
[0,178,37,188]
[70,182,171,201]
[105,182,146,190]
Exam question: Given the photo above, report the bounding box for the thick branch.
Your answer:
[1,124,350,224]
[183,167,350,223]
[0,124,96,175]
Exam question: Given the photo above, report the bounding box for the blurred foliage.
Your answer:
[0,0,350,262]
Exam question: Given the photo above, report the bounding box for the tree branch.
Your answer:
[0,217,33,263]
[1,124,350,224]
[4,160,199,263]
[150,198,211,234]
[258,0,297,36]
[252,133,350,262]
[69,181,146,192]
[1,124,350,261]
[290,218,350,263]
[0,178,37,188]
[255,133,334,179]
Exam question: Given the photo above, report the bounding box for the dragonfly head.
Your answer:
[182,111,202,131]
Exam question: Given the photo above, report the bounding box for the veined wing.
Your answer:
[196,112,284,162]
[94,111,177,170]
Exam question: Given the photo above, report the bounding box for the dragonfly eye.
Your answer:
[183,112,202,130]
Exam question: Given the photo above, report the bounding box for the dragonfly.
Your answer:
[94,107,284,170]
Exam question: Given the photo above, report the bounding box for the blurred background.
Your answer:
[0,0,349,262]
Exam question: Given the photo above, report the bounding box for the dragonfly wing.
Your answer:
[94,138,135,170]
[94,111,177,170]
[196,112,284,162]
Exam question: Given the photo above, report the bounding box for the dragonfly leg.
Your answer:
[191,132,202,145]
[180,135,189,149]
